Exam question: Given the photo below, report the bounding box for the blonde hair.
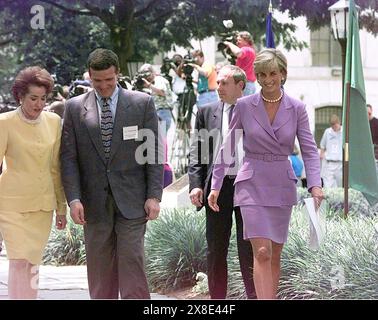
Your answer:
[254,49,288,84]
[330,114,340,125]
[237,31,254,46]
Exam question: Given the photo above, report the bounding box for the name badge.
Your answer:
[123,126,138,140]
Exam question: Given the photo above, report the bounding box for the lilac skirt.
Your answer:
[240,205,292,244]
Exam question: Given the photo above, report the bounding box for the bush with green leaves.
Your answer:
[145,208,207,292]
[42,191,378,300]
[297,187,378,217]
[277,206,378,299]
[43,217,86,266]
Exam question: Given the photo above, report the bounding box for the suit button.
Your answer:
[104,186,108,191]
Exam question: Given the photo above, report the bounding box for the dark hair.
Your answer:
[191,49,204,58]
[87,48,120,72]
[12,66,54,104]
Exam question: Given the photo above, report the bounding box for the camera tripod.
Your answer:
[170,79,196,177]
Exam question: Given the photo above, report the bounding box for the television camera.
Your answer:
[68,79,92,98]
[217,20,238,64]
[132,70,152,92]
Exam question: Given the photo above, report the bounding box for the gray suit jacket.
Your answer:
[60,88,164,222]
[188,100,224,208]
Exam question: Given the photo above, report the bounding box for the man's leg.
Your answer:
[84,192,118,299]
[206,178,233,299]
[115,213,150,299]
[234,206,256,299]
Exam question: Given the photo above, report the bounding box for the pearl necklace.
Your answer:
[261,91,283,103]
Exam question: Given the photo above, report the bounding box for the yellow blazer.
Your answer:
[0,109,66,214]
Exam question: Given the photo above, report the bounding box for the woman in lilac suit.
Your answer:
[208,49,323,299]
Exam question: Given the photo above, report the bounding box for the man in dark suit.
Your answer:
[60,48,163,299]
[188,65,256,299]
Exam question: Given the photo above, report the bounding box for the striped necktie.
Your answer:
[228,104,235,126]
[100,97,113,160]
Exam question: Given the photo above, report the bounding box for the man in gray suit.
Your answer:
[60,48,163,299]
[188,65,256,299]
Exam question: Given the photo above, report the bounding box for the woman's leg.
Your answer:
[8,259,39,299]
[250,238,274,299]
[271,242,284,298]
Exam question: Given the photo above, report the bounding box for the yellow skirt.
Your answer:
[0,210,53,265]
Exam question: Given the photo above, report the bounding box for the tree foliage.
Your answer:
[0,0,377,88]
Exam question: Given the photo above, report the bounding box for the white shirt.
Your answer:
[222,103,244,175]
[320,126,343,161]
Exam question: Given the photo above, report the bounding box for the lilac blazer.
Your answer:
[211,92,321,207]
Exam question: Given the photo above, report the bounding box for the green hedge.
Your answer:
[43,189,378,299]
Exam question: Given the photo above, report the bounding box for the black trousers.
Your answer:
[205,177,256,299]
[83,190,150,299]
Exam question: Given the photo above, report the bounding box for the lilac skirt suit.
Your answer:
[211,93,321,243]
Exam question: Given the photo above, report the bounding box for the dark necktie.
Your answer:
[100,98,113,160]
[228,104,235,126]
[228,104,237,177]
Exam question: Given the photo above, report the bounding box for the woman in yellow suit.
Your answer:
[0,66,67,299]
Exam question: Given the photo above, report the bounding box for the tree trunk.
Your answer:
[110,26,134,76]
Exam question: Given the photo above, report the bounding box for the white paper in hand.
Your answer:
[303,198,326,250]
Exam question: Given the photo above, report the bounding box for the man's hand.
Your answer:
[55,214,67,230]
[70,201,86,225]
[189,188,203,207]
[208,190,220,212]
[144,198,160,221]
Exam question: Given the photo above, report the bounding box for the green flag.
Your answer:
[343,0,378,206]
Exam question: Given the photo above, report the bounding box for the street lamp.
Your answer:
[328,0,349,100]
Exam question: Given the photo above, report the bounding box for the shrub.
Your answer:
[297,187,378,217]
[43,217,86,266]
[145,208,207,292]
[278,206,378,299]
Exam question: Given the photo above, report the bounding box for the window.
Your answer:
[311,26,342,67]
[315,105,343,147]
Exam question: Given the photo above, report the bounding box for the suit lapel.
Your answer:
[211,101,223,130]
[83,91,106,165]
[108,89,130,161]
[251,95,278,142]
[271,94,293,132]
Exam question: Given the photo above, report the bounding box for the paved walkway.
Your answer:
[0,251,174,300]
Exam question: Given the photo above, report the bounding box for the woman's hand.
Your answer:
[311,186,324,210]
[55,214,67,230]
[208,190,220,212]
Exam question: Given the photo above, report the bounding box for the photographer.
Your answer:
[223,31,257,96]
[138,64,175,133]
[170,54,186,97]
[191,50,218,108]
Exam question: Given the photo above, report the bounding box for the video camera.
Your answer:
[217,20,238,64]
[182,54,195,76]
[160,57,176,83]
[68,79,92,98]
[132,70,152,92]
[118,75,132,90]
[51,83,64,101]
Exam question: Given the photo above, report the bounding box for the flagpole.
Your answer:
[343,3,352,218]
[344,82,350,217]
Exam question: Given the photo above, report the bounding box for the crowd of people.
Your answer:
[0,29,377,300]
